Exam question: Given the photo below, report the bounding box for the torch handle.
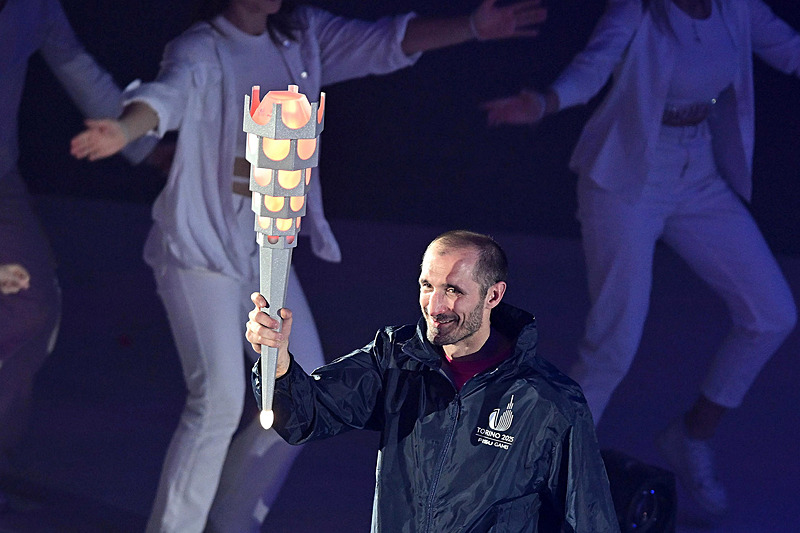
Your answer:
[258,246,293,425]
[260,314,281,414]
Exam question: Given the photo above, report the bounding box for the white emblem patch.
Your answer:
[475,395,516,450]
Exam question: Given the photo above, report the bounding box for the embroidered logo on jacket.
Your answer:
[489,395,514,431]
[475,395,516,450]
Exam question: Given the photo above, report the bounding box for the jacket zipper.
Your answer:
[422,393,461,533]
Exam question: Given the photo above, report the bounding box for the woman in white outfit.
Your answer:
[71,0,546,531]
[484,0,799,517]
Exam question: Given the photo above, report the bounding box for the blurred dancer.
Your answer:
[0,0,150,484]
[484,0,798,516]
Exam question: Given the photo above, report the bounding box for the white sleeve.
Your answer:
[550,0,641,110]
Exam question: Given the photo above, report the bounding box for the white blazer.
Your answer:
[551,0,800,201]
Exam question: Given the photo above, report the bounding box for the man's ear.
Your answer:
[485,281,506,309]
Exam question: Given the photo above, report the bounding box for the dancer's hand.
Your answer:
[71,102,159,161]
[70,118,127,161]
[401,0,546,55]
[247,292,293,378]
[483,90,546,127]
[471,0,547,41]
[0,263,30,295]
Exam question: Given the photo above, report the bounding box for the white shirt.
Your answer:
[666,1,737,106]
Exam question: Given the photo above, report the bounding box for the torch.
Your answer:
[243,84,325,429]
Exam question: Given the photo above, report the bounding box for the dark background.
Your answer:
[18,0,800,254]
[6,3,800,530]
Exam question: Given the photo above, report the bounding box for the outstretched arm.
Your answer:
[483,0,641,127]
[483,89,560,126]
[401,0,547,55]
[70,101,159,161]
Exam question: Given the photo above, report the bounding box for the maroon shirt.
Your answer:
[441,344,513,391]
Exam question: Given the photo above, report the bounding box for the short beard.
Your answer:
[427,301,484,346]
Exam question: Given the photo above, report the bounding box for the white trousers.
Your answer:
[145,262,324,533]
[570,123,797,424]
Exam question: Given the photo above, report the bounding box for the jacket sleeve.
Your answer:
[252,332,389,444]
[550,0,641,110]
[304,7,422,87]
[748,0,800,76]
[549,405,620,532]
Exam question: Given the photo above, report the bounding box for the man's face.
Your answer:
[419,244,489,349]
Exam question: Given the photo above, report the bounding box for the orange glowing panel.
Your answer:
[278,97,311,128]
[276,218,292,231]
[290,196,304,211]
[278,170,302,189]
[272,89,311,128]
[253,85,312,129]
[297,138,316,160]
[296,217,302,228]
[254,167,272,187]
[263,138,290,161]
[317,93,326,124]
[287,235,295,244]
[267,235,279,244]
[258,217,271,230]
[305,168,311,185]
[264,196,284,212]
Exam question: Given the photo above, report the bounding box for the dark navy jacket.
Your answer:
[253,303,619,532]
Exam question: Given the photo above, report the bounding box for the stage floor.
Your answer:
[2,196,799,532]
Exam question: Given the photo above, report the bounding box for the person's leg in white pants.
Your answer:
[662,175,797,413]
[206,267,325,532]
[145,263,325,533]
[145,265,252,533]
[567,123,792,425]
[651,129,796,514]
[570,179,669,424]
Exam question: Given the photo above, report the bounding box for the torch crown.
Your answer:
[244,85,324,250]
[243,86,325,140]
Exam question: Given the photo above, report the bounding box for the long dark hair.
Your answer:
[192,0,303,44]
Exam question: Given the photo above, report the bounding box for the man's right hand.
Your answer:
[247,292,292,378]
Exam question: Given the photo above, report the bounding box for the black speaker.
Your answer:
[601,449,677,533]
